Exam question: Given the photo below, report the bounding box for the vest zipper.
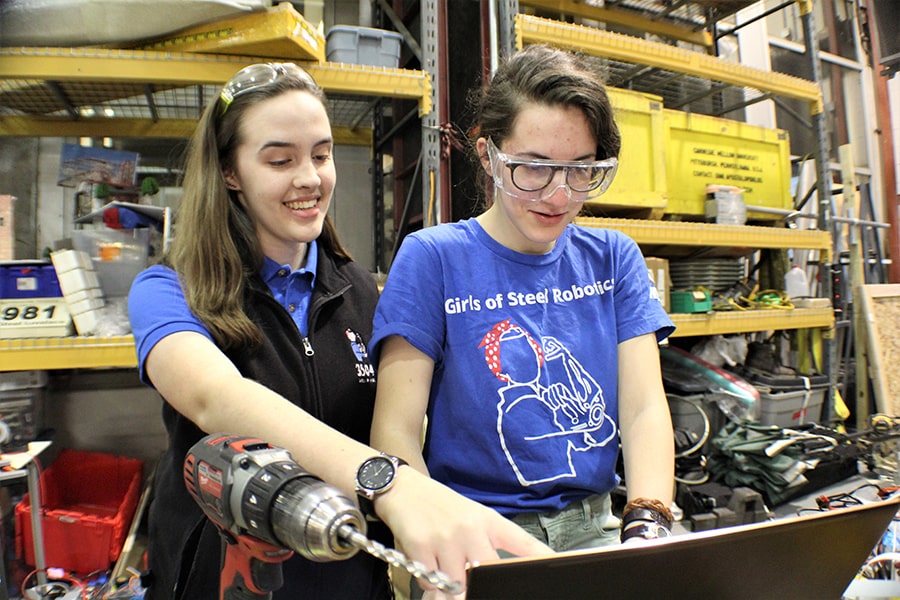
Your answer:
[301,336,315,357]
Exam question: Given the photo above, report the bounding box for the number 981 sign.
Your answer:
[0,298,73,339]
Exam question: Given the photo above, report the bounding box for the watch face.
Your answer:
[358,456,396,492]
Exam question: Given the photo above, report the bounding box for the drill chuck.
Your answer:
[185,435,365,563]
[270,476,364,562]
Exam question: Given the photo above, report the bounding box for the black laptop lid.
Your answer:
[466,496,900,600]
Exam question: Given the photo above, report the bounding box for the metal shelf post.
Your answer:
[799,0,837,423]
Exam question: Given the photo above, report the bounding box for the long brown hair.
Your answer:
[166,65,351,349]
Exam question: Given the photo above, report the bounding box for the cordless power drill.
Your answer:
[184,434,365,599]
[184,434,462,600]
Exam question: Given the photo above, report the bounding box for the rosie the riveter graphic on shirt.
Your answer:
[479,319,617,486]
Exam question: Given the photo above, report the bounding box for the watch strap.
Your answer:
[358,494,377,519]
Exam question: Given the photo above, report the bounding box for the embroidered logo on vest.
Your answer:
[345,328,375,383]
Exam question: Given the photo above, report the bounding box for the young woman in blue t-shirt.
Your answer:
[371,45,677,563]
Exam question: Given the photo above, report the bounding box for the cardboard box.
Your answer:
[645,256,670,312]
[0,195,14,262]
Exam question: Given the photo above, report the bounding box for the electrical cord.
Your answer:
[20,566,147,600]
[792,484,900,582]
[668,394,711,485]
[796,483,889,515]
[860,552,900,579]
[21,569,88,600]
[669,394,711,459]
[93,567,146,599]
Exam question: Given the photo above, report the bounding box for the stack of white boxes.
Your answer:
[50,249,106,335]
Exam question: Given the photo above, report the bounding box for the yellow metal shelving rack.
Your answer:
[577,217,832,260]
[0,4,837,370]
[520,0,715,48]
[0,336,137,371]
[136,1,326,61]
[576,217,835,336]
[0,3,432,140]
[0,46,431,140]
[668,308,833,338]
[0,4,433,370]
[515,14,823,114]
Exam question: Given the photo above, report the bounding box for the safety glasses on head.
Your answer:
[219,63,318,114]
[485,138,618,202]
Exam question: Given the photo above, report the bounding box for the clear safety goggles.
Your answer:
[219,63,317,114]
[486,138,618,202]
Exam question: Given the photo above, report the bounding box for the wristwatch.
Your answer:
[621,520,673,543]
[355,453,408,519]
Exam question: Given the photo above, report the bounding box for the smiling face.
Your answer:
[223,90,335,269]
[477,103,597,255]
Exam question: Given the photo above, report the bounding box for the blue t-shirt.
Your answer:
[371,219,674,515]
[129,265,212,384]
[129,241,318,383]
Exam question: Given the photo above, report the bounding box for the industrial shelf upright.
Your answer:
[368,0,448,272]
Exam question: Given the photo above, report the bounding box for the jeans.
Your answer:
[508,493,621,552]
[407,494,621,599]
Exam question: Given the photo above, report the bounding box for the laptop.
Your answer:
[466,496,900,600]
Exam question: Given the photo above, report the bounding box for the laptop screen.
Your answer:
[466,496,899,600]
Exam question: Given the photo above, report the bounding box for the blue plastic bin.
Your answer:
[3,264,62,298]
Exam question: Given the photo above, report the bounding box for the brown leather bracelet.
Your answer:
[622,507,673,531]
[623,497,674,524]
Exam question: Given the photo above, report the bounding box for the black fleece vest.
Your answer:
[145,251,392,600]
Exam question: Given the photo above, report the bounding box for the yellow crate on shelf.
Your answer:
[138,2,325,62]
[587,87,667,213]
[663,110,792,220]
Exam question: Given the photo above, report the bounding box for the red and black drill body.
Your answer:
[184,434,363,600]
